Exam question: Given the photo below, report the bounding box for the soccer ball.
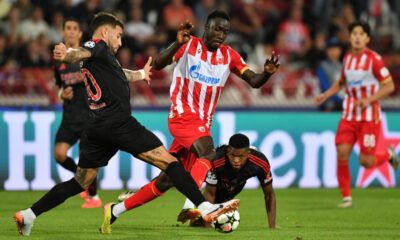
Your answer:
[211,209,240,233]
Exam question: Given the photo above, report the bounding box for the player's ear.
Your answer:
[78,31,83,40]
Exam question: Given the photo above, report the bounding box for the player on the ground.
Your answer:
[314,21,399,208]
[111,10,279,222]
[53,17,101,208]
[13,12,239,236]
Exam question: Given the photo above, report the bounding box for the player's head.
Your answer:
[62,17,82,48]
[227,134,250,170]
[348,21,370,51]
[203,10,230,51]
[90,12,124,55]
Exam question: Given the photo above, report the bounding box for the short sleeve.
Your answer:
[173,41,189,63]
[82,39,107,59]
[205,170,218,185]
[371,54,392,83]
[258,170,273,186]
[229,47,249,76]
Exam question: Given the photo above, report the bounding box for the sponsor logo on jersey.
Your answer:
[84,41,95,48]
[189,62,221,84]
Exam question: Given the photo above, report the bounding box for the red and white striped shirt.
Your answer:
[169,36,249,126]
[340,48,392,122]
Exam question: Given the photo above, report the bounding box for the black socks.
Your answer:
[31,178,84,217]
[164,161,206,206]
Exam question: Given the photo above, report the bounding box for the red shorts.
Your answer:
[335,119,381,155]
[168,113,211,171]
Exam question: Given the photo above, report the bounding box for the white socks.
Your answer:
[343,196,352,202]
[88,194,100,200]
[112,202,127,218]
[182,198,195,210]
[22,208,37,223]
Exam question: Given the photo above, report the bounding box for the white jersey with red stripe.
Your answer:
[340,48,392,122]
[169,36,249,127]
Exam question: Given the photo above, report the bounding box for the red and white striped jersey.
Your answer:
[169,36,249,126]
[340,48,392,122]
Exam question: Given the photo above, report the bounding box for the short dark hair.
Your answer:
[229,134,250,149]
[90,12,124,33]
[62,17,80,30]
[206,10,230,24]
[348,21,370,36]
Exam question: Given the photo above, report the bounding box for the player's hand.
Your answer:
[355,98,370,108]
[61,86,73,100]
[177,20,194,45]
[143,56,152,85]
[54,43,67,61]
[264,51,280,75]
[314,94,327,105]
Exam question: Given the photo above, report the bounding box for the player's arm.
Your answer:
[241,51,280,88]
[314,78,346,106]
[53,42,91,64]
[356,79,394,108]
[203,184,217,203]
[152,21,193,70]
[123,57,153,84]
[54,85,73,101]
[261,183,277,228]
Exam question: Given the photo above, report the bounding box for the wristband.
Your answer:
[138,69,145,79]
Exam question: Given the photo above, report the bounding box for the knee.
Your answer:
[198,149,216,163]
[155,176,173,192]
[359,156,373,168]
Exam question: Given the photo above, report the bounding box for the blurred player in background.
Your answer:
[113,10,279,220]
[314,21,399,208]
[53,17,101,208]
[13,12,239,236]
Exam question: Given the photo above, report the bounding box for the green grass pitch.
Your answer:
[0,188,399,240]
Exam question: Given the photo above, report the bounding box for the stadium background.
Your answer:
[0,0,400,190]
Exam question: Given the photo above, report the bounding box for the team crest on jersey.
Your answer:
[198,126,206,132]
[217,55,224,64]
[84,41,95,48]
[197,49,201,54]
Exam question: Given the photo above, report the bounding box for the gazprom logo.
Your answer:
[189,62,220,84]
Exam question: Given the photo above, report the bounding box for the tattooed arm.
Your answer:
[123,57,153,84]
[53,43,91,64]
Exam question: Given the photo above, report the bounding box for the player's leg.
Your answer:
[335,120,357,208]
[54,127,101,207]
[189,136,215,187]
[336,143,353,207]
[14,167,98,236]
[358,122,398,170]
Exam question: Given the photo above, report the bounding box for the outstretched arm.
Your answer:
[203,184,217,204]
[262,184,277,228]
[152,21,194,70]
[123,57,153,84]
[53,43,91,64]
[242,51,280,88]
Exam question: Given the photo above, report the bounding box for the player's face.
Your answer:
[62,21,82,47]
[204,18,230,51]
[107,25,123,55]
[227,147,249,170]
[349,26,370,51]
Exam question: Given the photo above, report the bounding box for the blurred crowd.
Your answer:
[0,0,400,107]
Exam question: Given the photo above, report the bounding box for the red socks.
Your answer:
[190,158,212,189]
[370,151,390,168]
[124,179,164,210]
[337,159,351,198]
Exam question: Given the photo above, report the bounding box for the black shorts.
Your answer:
[78,116,163,168]
[55,119,86,145]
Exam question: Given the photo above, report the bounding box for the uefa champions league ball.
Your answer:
[211,209,240,233]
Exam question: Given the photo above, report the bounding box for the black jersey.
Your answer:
[206,144,273,203]
[53,59,88,124]
[81,39,131,125]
